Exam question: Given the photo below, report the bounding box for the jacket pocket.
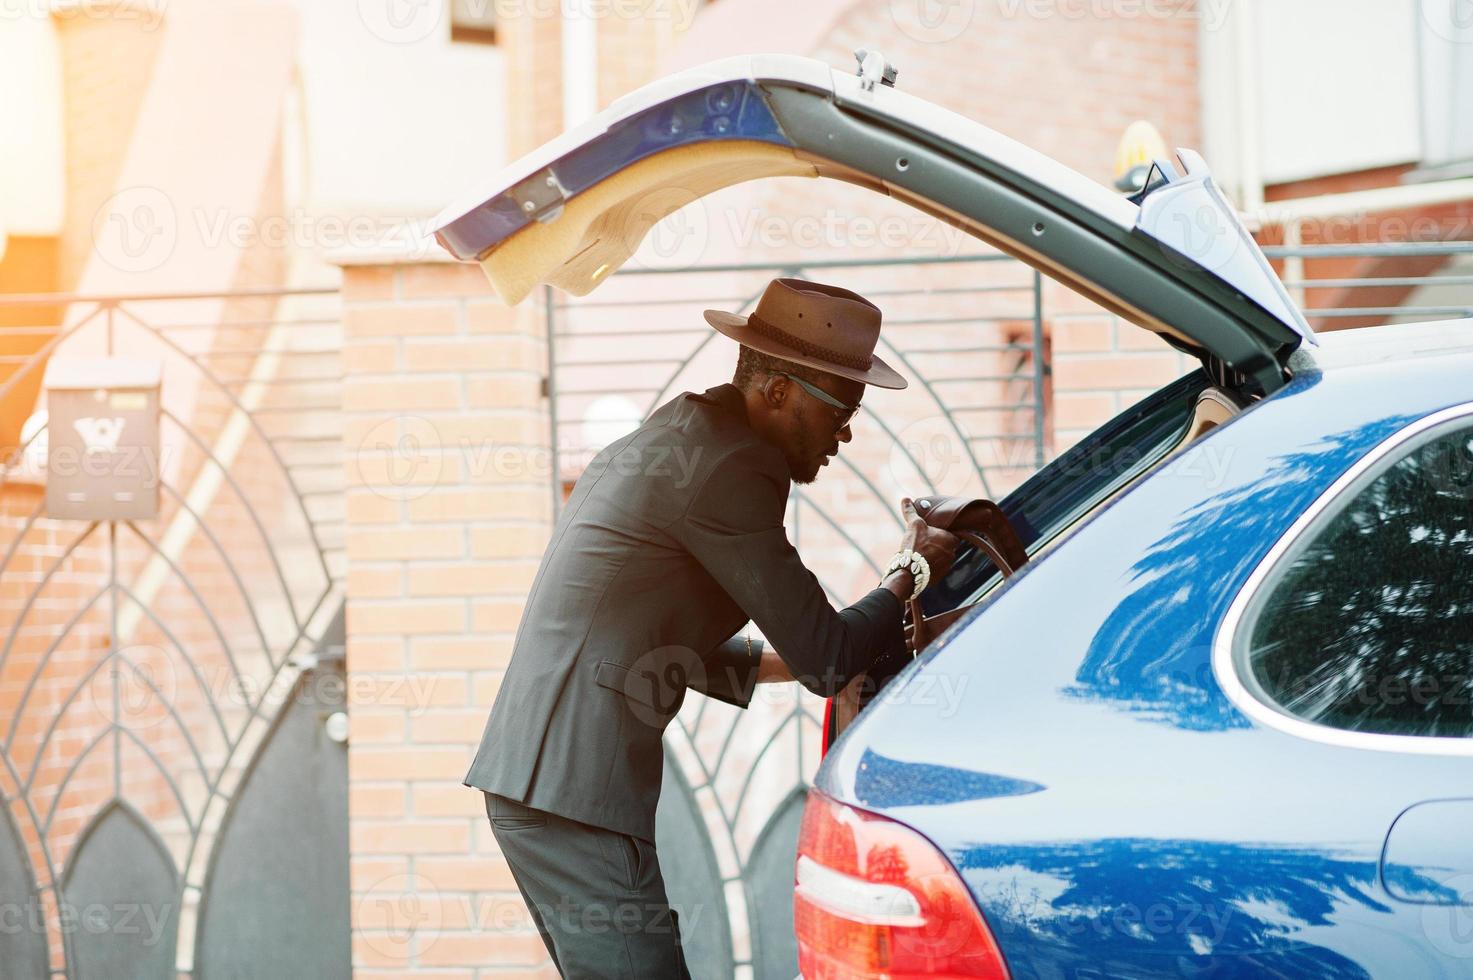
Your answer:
[618,832,643,890]
[593,659,681,715]
[490,815,546,831]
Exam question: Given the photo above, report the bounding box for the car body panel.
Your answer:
[430,54,1310,392]
[1382,799,1473,905]
[817,326,1473,977]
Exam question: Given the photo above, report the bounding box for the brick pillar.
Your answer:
[499,4,565,159]
[335,253,557,977]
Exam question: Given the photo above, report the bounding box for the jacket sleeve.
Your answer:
[677,444,906,698]
[687,632,764,709]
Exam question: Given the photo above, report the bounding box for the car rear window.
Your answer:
[920,369,1206,615]
[1240,415,1473,738]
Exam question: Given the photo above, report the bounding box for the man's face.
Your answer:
[773,372,865,485]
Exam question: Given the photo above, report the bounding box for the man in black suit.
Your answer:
[466,277,958,977]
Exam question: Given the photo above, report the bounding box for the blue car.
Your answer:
[432,52,1472,978]
[804,317,1473,979]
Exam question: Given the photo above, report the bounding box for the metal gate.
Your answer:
[0,288,348,978]
[544,254,1050,979]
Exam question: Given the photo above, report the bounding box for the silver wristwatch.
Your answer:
[883,549,931,601]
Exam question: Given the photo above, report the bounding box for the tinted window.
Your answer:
[921,369,1206,615]
[1243,419,1473,738]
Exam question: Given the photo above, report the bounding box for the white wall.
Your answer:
[1255,0,1421,184]
[292,0,507,223]
[1200,0,1426,201]
[0,1,504,265]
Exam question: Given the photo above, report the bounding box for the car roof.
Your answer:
[1309,317,1473,372]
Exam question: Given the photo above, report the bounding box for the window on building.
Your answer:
[449,0,497,44]
[1000,319,1053,470]
[1239,416,1473,738]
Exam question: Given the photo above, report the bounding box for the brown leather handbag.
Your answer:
[904,495,1029,650]
[821,494,1029,754]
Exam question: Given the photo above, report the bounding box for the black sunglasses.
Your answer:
[769,372,861,431]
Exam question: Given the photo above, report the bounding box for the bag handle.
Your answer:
[904,495,1028,652]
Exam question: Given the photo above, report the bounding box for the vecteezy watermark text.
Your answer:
[352,416,707,501]
[0,898,173,946]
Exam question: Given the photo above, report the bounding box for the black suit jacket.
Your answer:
[462,382,906,842]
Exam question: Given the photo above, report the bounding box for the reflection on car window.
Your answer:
[1245,420,1473,738]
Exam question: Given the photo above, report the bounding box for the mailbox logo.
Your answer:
[74,417,127,454]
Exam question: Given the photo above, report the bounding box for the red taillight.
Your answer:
[794,790,1009,980]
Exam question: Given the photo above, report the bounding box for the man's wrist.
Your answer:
[755,648,794,684]
[882,549,930,601]
[881,567,914,602]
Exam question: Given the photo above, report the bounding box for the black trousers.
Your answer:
[484,791,692,979]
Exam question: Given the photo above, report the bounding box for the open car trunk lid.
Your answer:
[431,53,1313,394]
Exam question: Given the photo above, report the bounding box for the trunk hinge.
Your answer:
[509,168,568,225]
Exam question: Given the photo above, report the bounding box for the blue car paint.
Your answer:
[1383,800,1473,906]
[817,353,1473,978]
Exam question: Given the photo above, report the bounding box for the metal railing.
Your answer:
[1266,240,1473,329]
[0,287,346,580]
[544,253,1050,521]
[545,241,1473,521]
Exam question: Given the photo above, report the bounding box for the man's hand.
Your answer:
[883,496,959,600]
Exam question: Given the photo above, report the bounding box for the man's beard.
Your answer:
[786,402,824,485]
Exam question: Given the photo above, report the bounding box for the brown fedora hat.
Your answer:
[703,278,907,389]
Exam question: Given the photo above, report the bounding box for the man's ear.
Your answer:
[760,374,790,411]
